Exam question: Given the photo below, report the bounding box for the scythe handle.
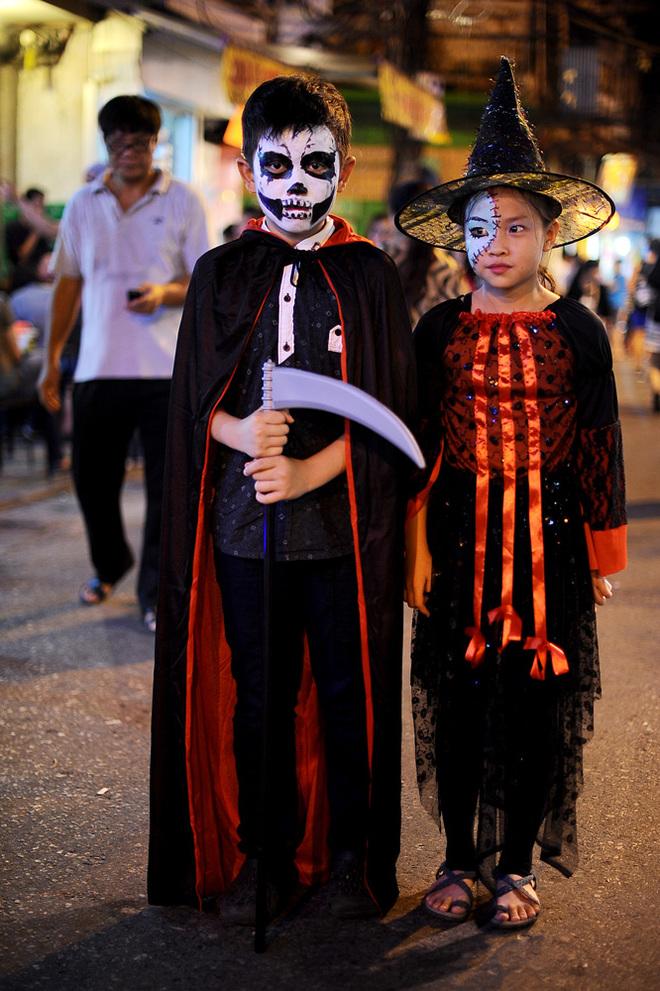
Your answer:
[255,360,276,952]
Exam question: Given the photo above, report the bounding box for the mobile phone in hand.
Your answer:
[127,289,144,301]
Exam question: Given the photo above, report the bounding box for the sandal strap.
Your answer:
[495,872,540,908]
[428,863,477,902]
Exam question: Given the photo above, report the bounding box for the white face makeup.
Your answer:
[252,126,340,236]
[465,191,500,268]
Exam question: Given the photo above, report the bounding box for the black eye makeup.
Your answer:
[258,152,292,178]
[301,151,336,180]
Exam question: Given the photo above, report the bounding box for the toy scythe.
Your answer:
[254,360,424,952]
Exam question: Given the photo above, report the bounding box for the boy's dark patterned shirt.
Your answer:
[212,259,353,560]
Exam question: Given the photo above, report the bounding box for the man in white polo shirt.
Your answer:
[39,95,209,632]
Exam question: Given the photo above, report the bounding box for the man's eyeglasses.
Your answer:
[106,134,155,155]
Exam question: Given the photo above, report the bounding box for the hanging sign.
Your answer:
[378,61,450,145]
[223,45,295,106]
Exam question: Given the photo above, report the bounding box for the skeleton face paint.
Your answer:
[253,126,340,236]
[465,191,501,268]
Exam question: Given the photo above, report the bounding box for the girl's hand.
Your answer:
[405,541,433,617]
[244,455,308,503]
[405,502,433,616]
[592,574,613,605]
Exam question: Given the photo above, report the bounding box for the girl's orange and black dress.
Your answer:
[409,292,626,888]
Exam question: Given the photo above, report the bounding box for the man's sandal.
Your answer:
[423,863,477,924]
[489,872,541,931]
[79,577,113,606]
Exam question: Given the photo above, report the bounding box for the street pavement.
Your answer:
[0,351,658,991]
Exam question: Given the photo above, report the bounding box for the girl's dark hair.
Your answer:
[455,186,558,292]
[241,75,351,163]
[98,95,161,139]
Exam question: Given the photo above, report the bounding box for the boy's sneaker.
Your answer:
[326,851,380,919]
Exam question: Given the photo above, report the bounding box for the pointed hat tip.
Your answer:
[496,55,515,84]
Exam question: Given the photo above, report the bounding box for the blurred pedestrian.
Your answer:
[608,258,627,321]
[38,94,209,632]
[643,244,660,411]
[0,293,61,472]
[625,239,659,374]
[547,246,580,295]
[4,186,58,292]
[384,180,467,326]
[400,57,625,933]
[365,211,390,246]
[566,259,614,334]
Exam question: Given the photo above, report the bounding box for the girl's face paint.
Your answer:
[252,126,340,237]
[465,191,500,269]
[465,187,552,294]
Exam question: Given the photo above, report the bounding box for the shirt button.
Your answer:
[284,294,291,302]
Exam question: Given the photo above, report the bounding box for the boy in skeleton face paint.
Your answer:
[148,75,416,924]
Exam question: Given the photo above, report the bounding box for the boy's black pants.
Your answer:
[72,379,170,612]
[215,552,370,869]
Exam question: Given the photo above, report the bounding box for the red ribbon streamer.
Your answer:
[464,323,493,664]
[488,603,523,649]
[525,636,570,680]
[492,318,522,651]
[514,321,569,680]
[465,626,487,666]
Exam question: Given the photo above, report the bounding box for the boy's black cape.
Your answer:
[148,217,416,914]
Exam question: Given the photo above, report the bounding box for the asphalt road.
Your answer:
[0,352,658,991]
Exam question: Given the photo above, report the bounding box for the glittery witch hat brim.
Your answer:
[395,171,615,251]
[395,57,615,251]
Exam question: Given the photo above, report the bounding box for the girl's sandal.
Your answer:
[423,863,477,924]
[489,872,540,931]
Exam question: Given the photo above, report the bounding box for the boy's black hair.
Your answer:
[24,188,45,202]
[98,95,161,139]
[241,74,351,163]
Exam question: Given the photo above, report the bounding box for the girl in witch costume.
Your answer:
[148,76,415,923]
[398,58,626,931]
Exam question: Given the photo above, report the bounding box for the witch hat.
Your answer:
[395,57,614,250]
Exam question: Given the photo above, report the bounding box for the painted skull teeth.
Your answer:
[282,198,312,210]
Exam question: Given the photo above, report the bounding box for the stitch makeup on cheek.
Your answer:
[465,191,501,268]
[252,126,340,235]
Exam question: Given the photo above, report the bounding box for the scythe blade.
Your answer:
[266,362,424,469]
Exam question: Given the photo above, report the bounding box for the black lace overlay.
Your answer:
[576,420,627,530]
[411,461,601,889]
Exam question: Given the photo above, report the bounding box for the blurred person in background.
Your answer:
[365,211,390,247]
[4,186,58,293]
[623,238,659,375]
[643,242,660,411]
[375,179,467,326]
[547,246,580,296]
[608,257,627,321]
[0,293,61,472]
[38,94,208,632]
[566,259,614,334]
